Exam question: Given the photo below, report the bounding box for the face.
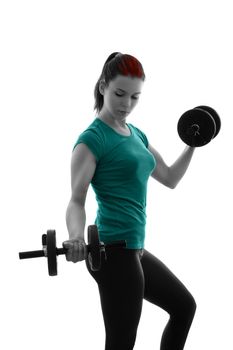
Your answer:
[99,75,144,122]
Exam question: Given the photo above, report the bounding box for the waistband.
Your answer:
[103,245,144,258]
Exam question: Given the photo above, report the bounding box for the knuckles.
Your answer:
[64,241,87,263]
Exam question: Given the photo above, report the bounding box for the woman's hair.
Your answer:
[94,52,146,113]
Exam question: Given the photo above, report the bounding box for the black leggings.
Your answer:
[86,247,196,350]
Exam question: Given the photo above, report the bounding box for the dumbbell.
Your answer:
[177,105,221,147]
[19,225,126,276]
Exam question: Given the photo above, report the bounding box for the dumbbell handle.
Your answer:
[19,240,126,260]
[18,248,67,259]
[19,250,45,259]
[56,240,127,255]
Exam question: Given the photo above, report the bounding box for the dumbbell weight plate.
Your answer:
[177,108,216,147]
[87,225,101,271]
[46,230,58,276]
[194,105,221,139]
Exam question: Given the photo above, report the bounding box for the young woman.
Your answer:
[64,52,196,350]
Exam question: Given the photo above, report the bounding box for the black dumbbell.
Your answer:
[177,105,221,147]
[19,225,126,276]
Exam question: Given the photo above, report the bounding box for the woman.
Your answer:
[64,52,196,350]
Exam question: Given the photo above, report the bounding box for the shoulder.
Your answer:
[74,119,105,144]
[129,123,149,147]
[79,118,105,137]
[72,118,106,161]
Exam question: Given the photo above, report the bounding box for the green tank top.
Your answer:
[73,117,156,249]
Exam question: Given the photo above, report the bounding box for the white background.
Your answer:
[1,0,232,349]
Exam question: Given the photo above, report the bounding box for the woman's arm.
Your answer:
[148,143,195,189]
[66,143,97,239]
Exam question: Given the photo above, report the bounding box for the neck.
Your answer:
[98,113,127,129]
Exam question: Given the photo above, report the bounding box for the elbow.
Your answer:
[168,171,178,189]
[168,182,177,189]
[167,168,177,189]
[70,196,86,208]
[162,178,176,189]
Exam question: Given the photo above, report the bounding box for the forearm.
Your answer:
[66,200,86,240]
[169,146,195,188]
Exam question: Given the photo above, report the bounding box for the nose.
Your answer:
[120,98,132,110]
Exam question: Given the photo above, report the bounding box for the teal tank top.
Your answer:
[73,118,156,249]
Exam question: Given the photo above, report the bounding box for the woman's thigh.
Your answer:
[86,248,145,336]
[141,249,196,316]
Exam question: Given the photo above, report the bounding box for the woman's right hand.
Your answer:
[62,239,88,263]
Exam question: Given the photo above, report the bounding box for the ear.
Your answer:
[99,80,106,95]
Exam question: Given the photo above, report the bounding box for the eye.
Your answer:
[115,93,139,100]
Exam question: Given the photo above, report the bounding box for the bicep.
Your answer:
[148,143,171,188]
[70,143,97,204]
